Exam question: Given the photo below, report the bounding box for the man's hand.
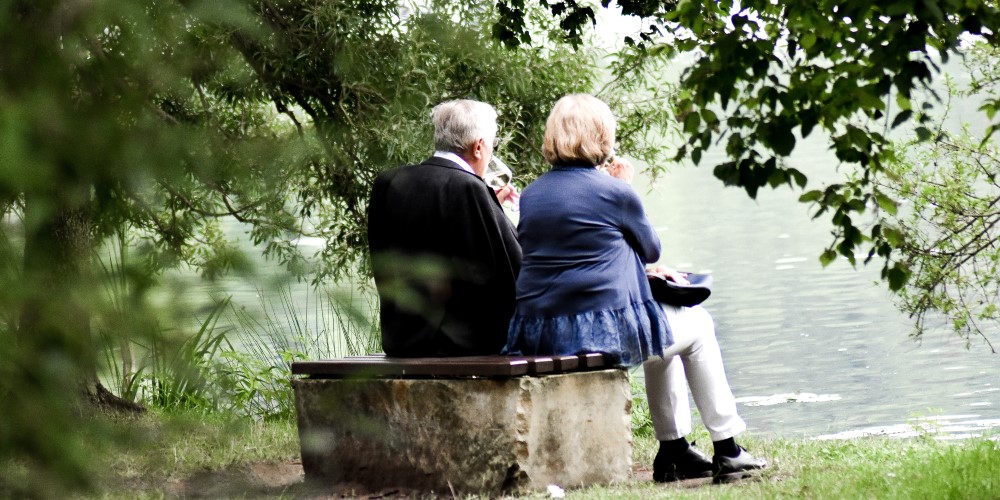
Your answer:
[495,185,520,205]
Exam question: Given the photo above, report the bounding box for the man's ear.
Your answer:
[471,138,485,160]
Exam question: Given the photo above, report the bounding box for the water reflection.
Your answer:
[209,155,999,439]
[635,110,999,439]
[207,156,998,439]
[190,59,1000,440]
[814,415,1000,441]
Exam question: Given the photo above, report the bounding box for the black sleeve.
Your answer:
[442,181,521,353]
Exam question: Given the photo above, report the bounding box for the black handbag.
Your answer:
[647,273,713,307]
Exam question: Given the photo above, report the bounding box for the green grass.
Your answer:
[93,409,299,498]
[582,433,1000,499]
[82,409,1000,499]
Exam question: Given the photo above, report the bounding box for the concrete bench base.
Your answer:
[292,369,632,495]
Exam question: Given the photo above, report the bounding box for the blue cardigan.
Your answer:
[503,165,672,366]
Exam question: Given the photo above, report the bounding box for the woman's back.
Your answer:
[503,93,670,366]
[515,165,660,316]
[506,163,670,366]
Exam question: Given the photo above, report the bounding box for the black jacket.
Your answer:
[367,156,522,356]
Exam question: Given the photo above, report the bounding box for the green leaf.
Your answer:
[673,144,688,162]
[891,110,912,129]
[886,263,910,291]
[799,108,818,138]
[801,33,816,50]
[981,101,998,120]
[846,225,864,245]
[819,249,837,267]
[799,189,822,203]
[874,192,898,215]
[855,87,885,111]
[713,161,739,186]
[883,226,904,247]
[838,239,857,265]
[788,168,808,188]
[915,126,932,142]
[683,112,701,134]
[981,124,998,148]
[767,169,786,187]
[763,120,796,156]
[921,0,944,22]
[848,198,867,213]
[885,1,912,16]
[895,92,912,111]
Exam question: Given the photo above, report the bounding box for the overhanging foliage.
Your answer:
[497,0,1000,293]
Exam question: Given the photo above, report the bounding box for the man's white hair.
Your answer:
[431,100,498,153]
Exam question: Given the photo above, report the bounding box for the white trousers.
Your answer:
[643,304,747,442]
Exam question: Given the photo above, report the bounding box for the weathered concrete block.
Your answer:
[292,369,631,495]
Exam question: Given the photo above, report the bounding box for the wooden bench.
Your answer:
[291,352,610,378]
[291,353,631,495]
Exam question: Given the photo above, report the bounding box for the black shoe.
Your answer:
[712,445,767,483]
[653,442,714,482]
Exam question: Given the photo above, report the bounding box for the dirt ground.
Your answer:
[161,460,468,499]
[156,462,720,498]
[162,461,306,498]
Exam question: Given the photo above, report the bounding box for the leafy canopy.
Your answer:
[881,43,1000,350]
[0,0,681,493]
[496,0,1000,296]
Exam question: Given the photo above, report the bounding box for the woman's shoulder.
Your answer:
[526,166,617,188]
[522,167,636,205]
[585,169,640,203]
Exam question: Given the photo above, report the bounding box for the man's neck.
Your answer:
[433,150,476,176]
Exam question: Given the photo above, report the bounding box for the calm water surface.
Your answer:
[202,61,999,440]
[635,126,1000,440]
[209,138,999,440]
[216,151,999,440]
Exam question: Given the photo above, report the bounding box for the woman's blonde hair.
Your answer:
[542,94,616,166]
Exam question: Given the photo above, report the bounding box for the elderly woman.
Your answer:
[503,94,765,483]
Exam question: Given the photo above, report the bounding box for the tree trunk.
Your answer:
[19,189,145,414]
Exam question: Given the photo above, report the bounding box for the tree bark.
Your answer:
[19,189,145,414]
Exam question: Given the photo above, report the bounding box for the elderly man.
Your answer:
[367,99,521,357]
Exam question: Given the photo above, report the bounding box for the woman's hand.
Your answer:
[646,265,689,285]
[605,157,634,185]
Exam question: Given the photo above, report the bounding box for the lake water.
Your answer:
[200,56,999,440]
[636,137,1000,440]
[213,146,998,440]
[629,52,1000,438]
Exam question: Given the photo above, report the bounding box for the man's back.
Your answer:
[367,156,521,356]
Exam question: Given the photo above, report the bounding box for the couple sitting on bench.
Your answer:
[367,95,766,483]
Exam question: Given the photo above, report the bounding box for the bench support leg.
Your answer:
[292,369,632,495]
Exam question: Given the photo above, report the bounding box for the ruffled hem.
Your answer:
[502,299,673,367]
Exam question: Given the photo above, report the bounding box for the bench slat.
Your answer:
[551,355,580,371]
[579,353,607,368]
[344,355,552,372]
[291,353,610,378]
[293,358,530,377]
